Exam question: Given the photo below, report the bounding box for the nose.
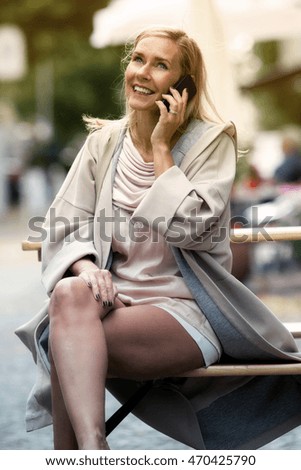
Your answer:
[136,63,151,81]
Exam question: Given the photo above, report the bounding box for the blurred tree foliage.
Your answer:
[3,1,300,147]
[248,41,301,129]
[0,0,125,146]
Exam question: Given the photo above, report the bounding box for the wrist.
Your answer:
[151,140,170,154]
[152,145,174,177]
[70,256,96,276]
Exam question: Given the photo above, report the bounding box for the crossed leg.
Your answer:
[48,277,204,450]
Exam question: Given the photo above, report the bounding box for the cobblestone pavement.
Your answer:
[1,209,301,450]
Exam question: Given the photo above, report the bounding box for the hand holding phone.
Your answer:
[162,75,197,111]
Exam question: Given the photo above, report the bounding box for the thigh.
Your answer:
[103,305,205,380]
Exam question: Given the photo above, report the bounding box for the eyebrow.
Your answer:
[154,56,171,65]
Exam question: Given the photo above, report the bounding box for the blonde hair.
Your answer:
[84,27,222,131]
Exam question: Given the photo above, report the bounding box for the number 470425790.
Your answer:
[187,454,256,466]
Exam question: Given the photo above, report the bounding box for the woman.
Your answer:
[16,28,301,451]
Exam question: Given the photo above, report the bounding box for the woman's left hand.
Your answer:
[151,87,188,149]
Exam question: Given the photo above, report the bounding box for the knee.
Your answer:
[49,277,90,319]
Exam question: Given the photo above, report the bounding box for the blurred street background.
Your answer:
[1,0,301,450]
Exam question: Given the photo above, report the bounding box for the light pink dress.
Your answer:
[111,132,222,366]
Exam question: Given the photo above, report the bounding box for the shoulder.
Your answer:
[87,118,128,140]
[85,118,128,154]
[203,120,237,145]
[184,119,236,145]
[183,119,237,158]
[204,121,237,161]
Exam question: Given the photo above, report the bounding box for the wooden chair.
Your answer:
[22,226,301,435]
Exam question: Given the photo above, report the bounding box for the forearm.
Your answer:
[152,142,174,178]
[70,256,98,276]
[130,164,230,250]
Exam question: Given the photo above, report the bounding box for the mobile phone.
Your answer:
[162,74,197,111]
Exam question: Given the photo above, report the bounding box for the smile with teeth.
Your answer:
[133,85,154,95]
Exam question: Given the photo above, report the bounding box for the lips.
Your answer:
[133,85,154,95]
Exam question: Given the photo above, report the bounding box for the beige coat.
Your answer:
[16,118,301,449]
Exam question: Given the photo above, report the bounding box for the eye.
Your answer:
[132,54,143,64]
[157,62,168,70]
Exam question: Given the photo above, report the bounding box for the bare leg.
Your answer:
[103,304,205,379]
[48,277,115,450]
[49,277,204,449]
[49,347,78,450]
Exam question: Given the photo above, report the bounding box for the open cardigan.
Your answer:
[16,118,301,450]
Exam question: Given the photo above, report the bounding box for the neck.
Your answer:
[128,110,183,162]
[131,110,157,137]
[129,111,158,161]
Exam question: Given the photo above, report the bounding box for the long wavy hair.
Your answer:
[84,27,222,131]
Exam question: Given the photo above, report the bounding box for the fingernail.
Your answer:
[108,301,113,307]
[95,293,100,301]
[102,301,107,308]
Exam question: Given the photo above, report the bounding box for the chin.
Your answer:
[128,99,158,114]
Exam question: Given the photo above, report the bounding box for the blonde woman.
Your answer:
[17,28,301,451]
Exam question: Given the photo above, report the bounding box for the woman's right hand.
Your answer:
[70,258,117,306]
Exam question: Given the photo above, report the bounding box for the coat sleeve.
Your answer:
[130,131,236,251]
[41,129,105,295]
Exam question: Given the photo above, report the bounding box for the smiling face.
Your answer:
[125,36,183,113]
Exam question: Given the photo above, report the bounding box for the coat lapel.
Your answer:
[95,161,114,269]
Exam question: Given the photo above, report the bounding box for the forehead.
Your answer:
[134,36,181,63]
